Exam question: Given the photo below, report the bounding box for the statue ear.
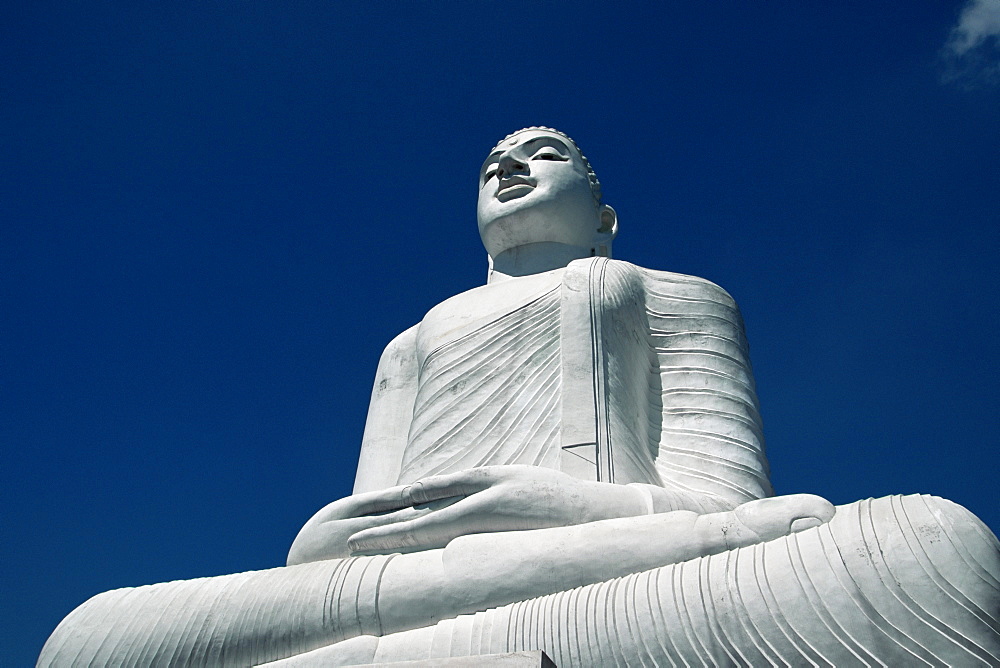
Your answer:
[597,205,618,239]
[594,205,617,257]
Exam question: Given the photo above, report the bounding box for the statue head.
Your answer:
[477,127,618,263]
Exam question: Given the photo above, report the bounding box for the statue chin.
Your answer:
[38,130,1000,668]
[478,199,606,263]
[486,242,598,281]
[478,215,598,261]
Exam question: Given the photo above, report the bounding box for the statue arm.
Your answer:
[642,269,773,509]
[288,326,420,565]
[352,324,420,494]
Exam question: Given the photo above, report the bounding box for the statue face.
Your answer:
[477,130,606,258]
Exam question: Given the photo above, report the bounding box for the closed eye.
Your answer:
[533,152,566,161]
[482,168,498,185]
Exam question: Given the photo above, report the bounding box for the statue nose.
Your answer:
[497,155,526,179]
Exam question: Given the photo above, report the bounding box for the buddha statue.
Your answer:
[39,128,1000,667]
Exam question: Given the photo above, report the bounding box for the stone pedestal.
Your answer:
[358,650,555,667]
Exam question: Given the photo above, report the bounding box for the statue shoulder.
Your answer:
[376,324,419,371]
[564,258,739,310]
[387,323,419,348]
[635,264,740,311]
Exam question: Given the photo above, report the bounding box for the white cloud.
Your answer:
[942,0,1000,86]
[948,0,1000,53]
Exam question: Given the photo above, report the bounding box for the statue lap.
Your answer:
[40,495,1000,666]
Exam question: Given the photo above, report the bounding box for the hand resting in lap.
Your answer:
[288,465,649,564]
[288,465,834,564]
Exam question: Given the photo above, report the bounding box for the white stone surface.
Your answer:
[38,128,1000,667]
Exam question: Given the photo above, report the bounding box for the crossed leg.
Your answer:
[39,495,835,667]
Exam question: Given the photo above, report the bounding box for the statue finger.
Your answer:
[354,506,432,532]
[347,522,421,555]
[343,484,414,517]
[405,469,495,505]
[733,493,835,539]
[349,494,495,554]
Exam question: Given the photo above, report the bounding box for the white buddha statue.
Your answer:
[39,128,1000,667]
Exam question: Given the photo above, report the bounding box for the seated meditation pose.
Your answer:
[40,129,1000,667]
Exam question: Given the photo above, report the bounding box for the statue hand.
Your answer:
[694,493,836,553]
[286,485,440,565]
[347,465,646,555]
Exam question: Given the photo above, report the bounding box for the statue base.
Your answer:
[360,650,555,668]
[260,650,556,667]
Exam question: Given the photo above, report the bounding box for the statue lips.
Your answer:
[495,176,535,202]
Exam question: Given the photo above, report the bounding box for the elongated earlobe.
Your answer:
[598,205,617,236]
[595,205,618,257]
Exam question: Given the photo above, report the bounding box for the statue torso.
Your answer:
[399,269,567,484]
[413,268,565,368]
[394,259,771,504]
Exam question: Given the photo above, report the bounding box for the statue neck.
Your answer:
[488,242,595,284]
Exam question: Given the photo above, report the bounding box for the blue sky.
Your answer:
[4,2,999,663]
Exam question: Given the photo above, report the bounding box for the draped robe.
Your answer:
[360,257,772,511]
